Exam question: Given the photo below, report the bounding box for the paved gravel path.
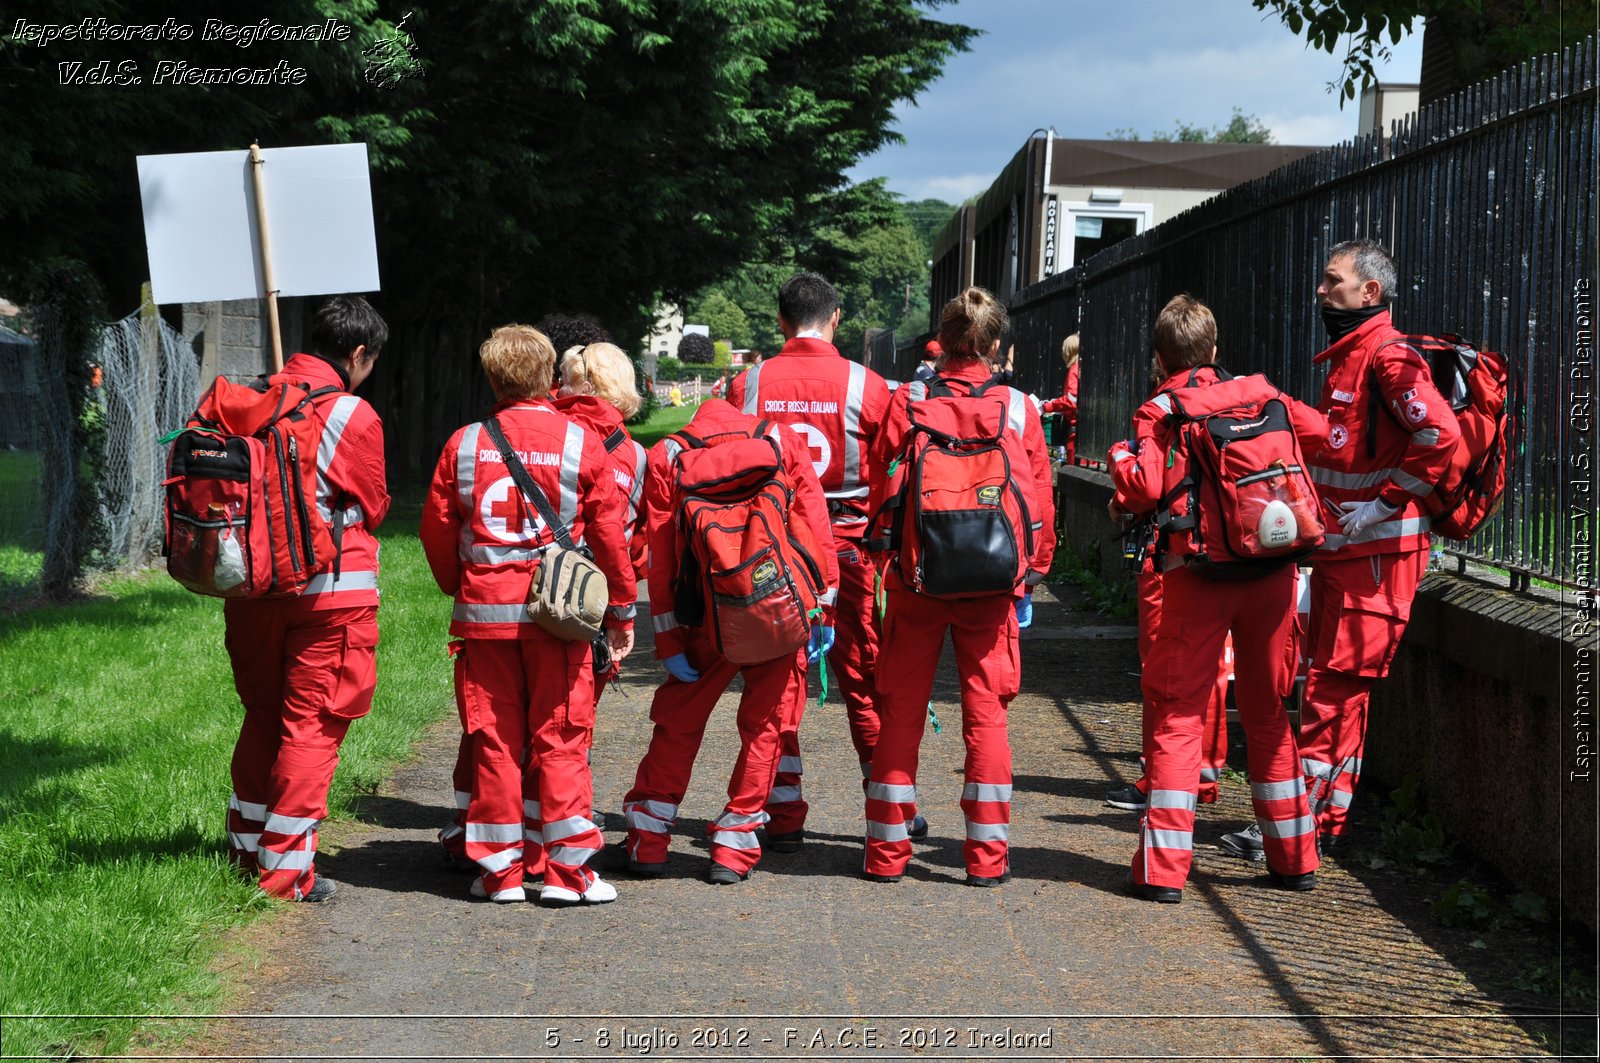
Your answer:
[183,584,1571,1061]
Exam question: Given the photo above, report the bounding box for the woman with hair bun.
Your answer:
[862,286,1056,888]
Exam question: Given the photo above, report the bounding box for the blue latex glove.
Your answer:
[808,624,836,663]
[663,652,700,683]
[1015,592,1033,629]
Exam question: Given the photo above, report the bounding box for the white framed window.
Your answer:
[1061,201,1154,268]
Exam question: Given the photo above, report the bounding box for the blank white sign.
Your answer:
[137,143,380,305]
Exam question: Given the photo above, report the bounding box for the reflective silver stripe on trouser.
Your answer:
[1251,778,1306,802]
[867,819,910,843]
[625,799,677,833]
[966,821,1008,843]
[1319,516,1431,551]
[652,610,679,633]
[315,395,362,516]
[453,602,532,625]
[778,756,803,774]
[838,361,867,498]
[258,838,315,871]
[558,421,584,531]
[770,755,803,804]
[1144,829,1193,851]
[962,782,1012,803]
[1261,815,1316,839]
[711,810,767,850]
[1147,789,1197,812]
[868,781,916,803]
[265,813,320,837]
[302,570,378,594]
[1326,790,1354,809]
[229,830,261,853]
[465,822,523,844]
[741,363,762,415]
[523,799,543,845]
[1199,767,1221,783]
[544,814,600,866]
[230,793,267,821]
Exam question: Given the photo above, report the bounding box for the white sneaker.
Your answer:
[470,876,526,903]
[539,872,618,907]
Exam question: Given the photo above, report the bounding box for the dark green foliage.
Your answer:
[1107,108,1275,143]
[678,333,715,364]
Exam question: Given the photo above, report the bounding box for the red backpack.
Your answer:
[869,378,1038,597]
[1370,334,1511,540]
[1154,369,1324,579]
[669,422,828,665]
[164,376,339,598]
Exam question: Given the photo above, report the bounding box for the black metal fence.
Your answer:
[950,38,1595,591]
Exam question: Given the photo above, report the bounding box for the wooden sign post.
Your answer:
[248,142,284,372]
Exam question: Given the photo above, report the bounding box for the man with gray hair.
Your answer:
[1221,239,1460,861]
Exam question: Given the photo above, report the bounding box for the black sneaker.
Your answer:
[766,829,804,854]
[966,870,1012,888]
[907,814,930,839]
[603,843,666,878]
[1318,831,1350,857]
[1104,784,1148,811]
[1219,823,1266,862]
[1123,874,1182,904]
[298,876,338,903]
[1267,867,1317,892]
[862,870,903,883]
[706,861,749,885]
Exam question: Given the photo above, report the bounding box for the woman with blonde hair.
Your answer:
[862,286,1056,887]
[1040,333,1080,464]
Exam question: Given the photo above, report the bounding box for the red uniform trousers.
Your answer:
[864,590,1018,880]
[1134,566,1317,889]
[1134,570,1229,802]
[225,601,378,899]
[454,636,601,896]
[624,630,807,875]
[766,540,881,832]
[1299,548,1426,839]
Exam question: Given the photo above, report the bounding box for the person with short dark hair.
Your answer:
[224,295,391,902]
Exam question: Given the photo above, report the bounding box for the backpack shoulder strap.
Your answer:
[602,426,628,453]
[484,416,576,552]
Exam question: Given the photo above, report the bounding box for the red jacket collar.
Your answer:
[929,358,994,385]
[490,396,557,416]
[778,336,841,358]
[1156,363,1225,394]
[283,352,349,391]
[1313,307,1395,364]
[552,393,625,433]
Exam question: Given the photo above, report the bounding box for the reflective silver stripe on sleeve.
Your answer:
[908,381,928,402]
[559,421,584,531]
[230,794,268,821]
[457,423,482,517]
[465,822,523,844]
[1151,393,1173,415]
[1251,778,1306,802]
[1147,789,1197,812]
[1004,389,1026,434]
[475,847,522,873]
[965,821,1009,843]
[452,602,531,625]
[302,570,378,594]
[652,610,679,633]
[961,782,1013,803]
[627,443,648,532]
[607,604,636,621]
[866,819,910,843]
[1260,815,1316,839]
[1412,427,1441,446]
[840,361,867,495]
[1310,465,1396,490]
[543,816,597,843]
[461,544,539,564]
[1144,829,1193,851]
[741,363,762,415]
[1392,469,1435,496]
[264,813,319,836]
[778,756,803,774]
[315,395,362,517]
[1319,516,1431,550]
[768,785,802,804]
[818,587,837,607]
[868,782,916,803]
[257,846,315,871]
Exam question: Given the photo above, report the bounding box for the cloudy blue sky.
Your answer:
[853,0,1425,201]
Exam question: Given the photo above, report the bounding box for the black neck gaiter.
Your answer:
[1320,303,1388,343]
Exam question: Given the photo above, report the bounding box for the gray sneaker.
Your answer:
[1219,823,1266,862]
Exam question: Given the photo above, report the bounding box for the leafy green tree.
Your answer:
[694,291,751,348]
[1107,108,1275,143]
[678,332,715,365]
[713,340,733,368]
[1251,0,1597,103]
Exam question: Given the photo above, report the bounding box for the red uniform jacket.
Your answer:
[271,352,389,609]
[1040,361,1079,421]
[552,395,649,585]
[868,359,1057,584]
[1310,310,1462,558]
[420,398,636,639]
[1109,366,1328,567]
[644,399,839,660]
[728,337,892,543]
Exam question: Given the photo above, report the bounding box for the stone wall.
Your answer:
[1055,466,1597,934]
[182,297,310,390]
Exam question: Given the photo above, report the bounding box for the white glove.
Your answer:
[1337,497,1398,536]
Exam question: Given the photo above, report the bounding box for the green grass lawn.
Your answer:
[0,488,455,1058]
[0,450,44,593]
[630,402,698,450]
